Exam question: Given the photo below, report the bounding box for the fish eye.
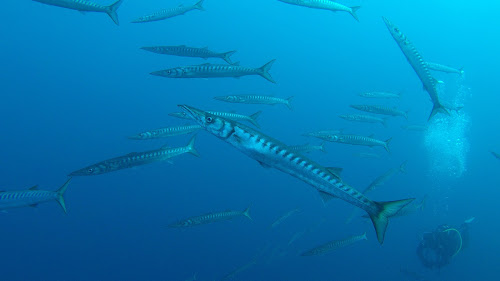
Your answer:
[167,70,171,74]
[206,116,213,123]
[394,27,400,33]
[87,168,93,173]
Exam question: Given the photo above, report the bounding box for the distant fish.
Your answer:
[491,151,500,160]
[391,195,427,218]
[214,95,293,110]
[150,60,276,83]
[33,0,124,25]
[69,136,199,176]
[314,133,392,153]
[301,232,367,256]
[383,17,449,121]
[288,143,326,154]
[363,161,407,194]
[425,62,464,75]
[353,152,381,159]
[278,0,361,22]
[270,208,300,228]
[339,114,387,127]
[169,110,262,128]
[141,45,236,65]
[220,257,257,281]
[169,206,251,228]
[131,0,204,23]
[128,125,202,140]
[358,91,401,99]
[350,104,408,119]
[401,124,428,131]
[0,179,71,213]
[302,129,343,138]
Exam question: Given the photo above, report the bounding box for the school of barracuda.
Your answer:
[5,0,471,280]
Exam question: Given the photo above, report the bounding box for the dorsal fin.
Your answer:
[326,167,343,178]
[318,191,337,204]
[202,46,208,49]
[29,185,38,191]
[368,134,375,138]
[179,44,186,47]
[199,63,211,66]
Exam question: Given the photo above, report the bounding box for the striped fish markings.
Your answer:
[141,45,236,65]
[0,178,71,213]
[169,110,262,128]
[425,62,464,75]
[169,206,251,228]
[33,0,124,25]
[314,133,392,153]
[289,143,327,154]
[383,17,449,121]
[358,91,401,99]
[151,60,276,83]
[301,232,367,256]
[350,104,408,119]
[278,0,361,22]
[128,124,202,140]
[131,0,204,23]
[69,136,199,176]
[214,95,293,110]
[339,114,387,127]
[178,105,414,244]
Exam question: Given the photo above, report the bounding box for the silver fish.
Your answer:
[350,104,408,119]
[220,257,257,281]
[141,45,236,65]
[288,143,326,154]
[179,104,414,244]
[151,60,276,83]
[383,17,449,121]
[270,208,300,228]
[131,0,204,23]
[169,206,251,228]
[315,133,392,153]
[302,129,343,138]
[0,179,71,213]
[169,110,262,128]
[301,232,367,256]
[278,0,360,22]
[33,0,124,25]
[128,125,202,140]
[69,136,199,176]
[339,114,387,127]
[363,161,407,194]
[358,91,401,99]
[214,95,293,110]
[425,62,464,75]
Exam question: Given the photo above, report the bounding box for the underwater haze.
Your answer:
[1,0,500,280]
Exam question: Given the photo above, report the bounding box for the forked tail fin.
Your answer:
[243,206,252,220]
[384,138,392,153]
[258,59,276,84]
[106,0,125,25]
[368,198,414,244]
[56,178,72,214]
[221,50,237,64]
[285,96,294,110]
[193,0,205,11]
[186,135,200,157]
[248,111,262,128]
[399,160,408,173]
[428,102,450,121]
[319,142,327,154]
[349,6,361,22]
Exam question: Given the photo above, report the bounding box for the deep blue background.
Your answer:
[1,0,499,280]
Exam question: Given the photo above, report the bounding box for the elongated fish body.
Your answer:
[350,105,408,119]
[0,179,71,213]
[221,258,257,281]
[492,151,500,160]
[363,161,407,194]
[425,62,464,75]
[358,91,401,99]
[179,105,414,244]
[33,0,124,25]
[170,111,262,128]
[401,124,428,131]
[301,232,367,256]
[288,143,326,154]
[151,60,276,83]
[69,136,199,176]
[141,45,236,64]
[169,207,251,228]
[383,17,448,120]
[214,95,293,110]
[315,133,392,153]
[131,0,204,23]
[271,208,300,228]
[339,114,387,127]
[278,0,360,21]
[129,125,202,140]
[302,129,342,138]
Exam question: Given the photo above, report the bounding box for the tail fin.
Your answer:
[186,135,200,157]
[382,118,388,128]
[56,178,72,214]
[384,138,392,153]
[243,206,252,220]
[404,110,409,120]
[419,195,428,211]
[361,232,368,241]
[285,96,294,110]
[193,0,205,11]
[248,111,262,128]
[349,6,361,22]
[428,102,450,121]
[106,0,124,26]
[399,160,407,173]
[257,59,276,84]
[319,142,327,154]
[368,198,414,244]
[221,50,237,64]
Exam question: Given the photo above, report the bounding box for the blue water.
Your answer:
[1,0,498,280]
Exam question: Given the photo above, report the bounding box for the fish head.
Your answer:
[150,67,183,78]
[178,105,229,138]
[140,46,161,53]
[128,132,149,140]
[382,17,406,43]
[169,112,192,120]
[213,95,236,102]
[68,164,105,176]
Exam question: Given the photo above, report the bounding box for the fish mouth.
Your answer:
[381,17,392,28]
[178,105,205,121]
[150,70,166,77]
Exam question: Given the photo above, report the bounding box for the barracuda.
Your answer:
[128,124,202,140]
[141,45,236,65]
[278,0,360,22]
[383,17,449,121]
[131,0,204,23]
[339,114,387,127]
[33,0,124,25]
[301,232,367,256]
[363,161,407,194]
[214,95,293,110]
[69,136,199,176]
[425,62,464,75]
[288,142,327,154]
[179,105,413,244]
[312,132,392,153]
[169,206,251,228]
[0,179,71,213]
[358,91,401,99]
[169,110,262,128]
[150,60,276,83]
[350,104,408,119]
